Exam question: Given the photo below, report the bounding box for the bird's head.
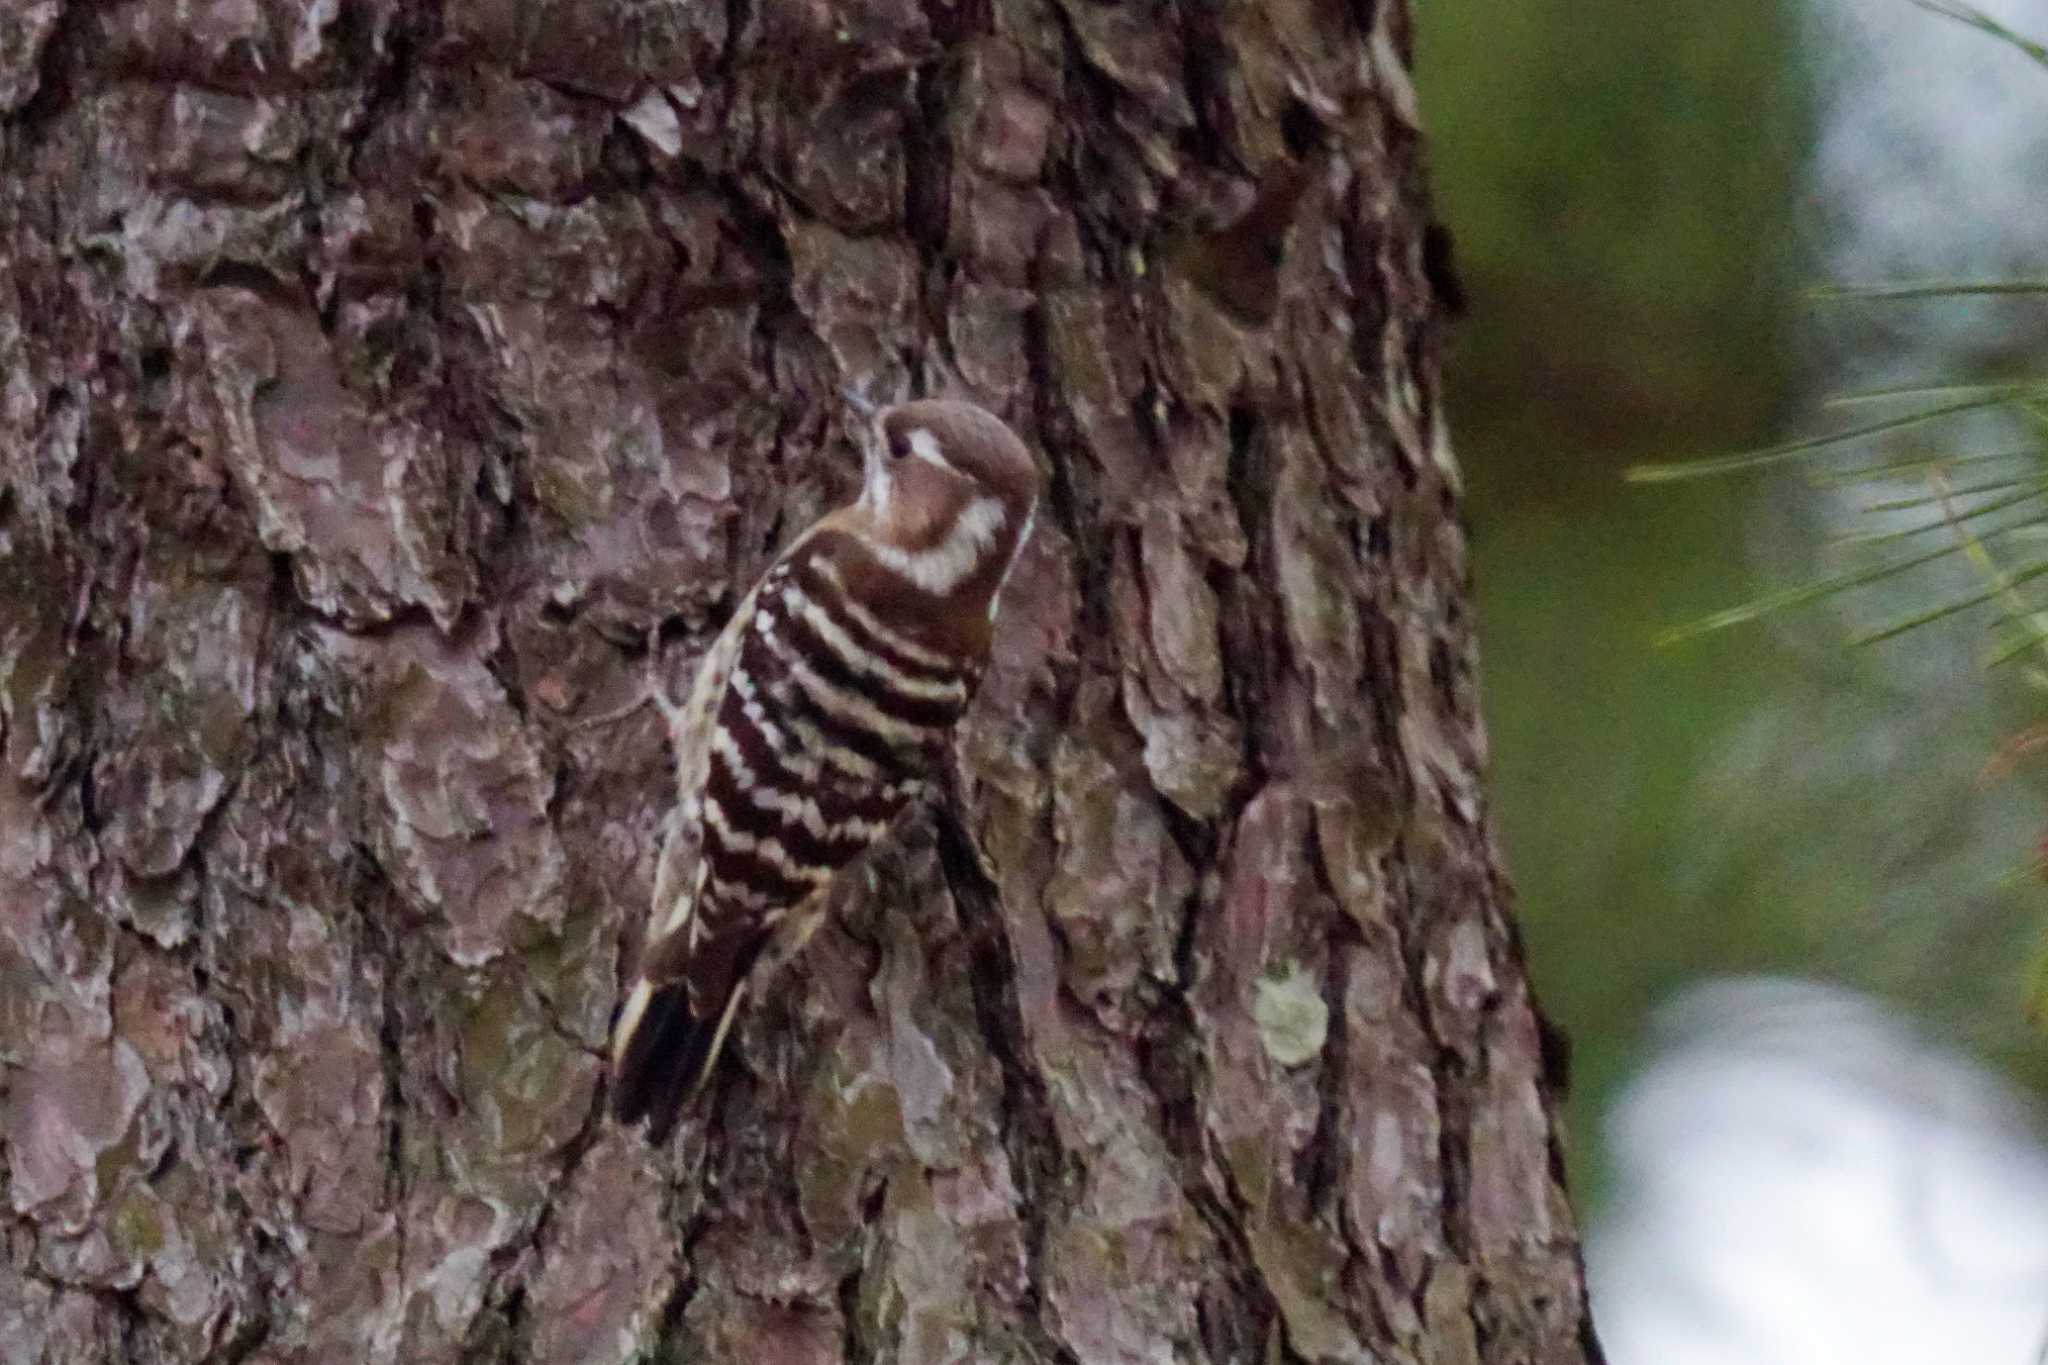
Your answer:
[851,398,1040,596]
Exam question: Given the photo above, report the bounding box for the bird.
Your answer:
[609,396,1041,1141]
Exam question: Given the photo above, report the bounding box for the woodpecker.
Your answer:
[609,397,1040,1140]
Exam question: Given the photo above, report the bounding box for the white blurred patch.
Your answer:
[1806,0,2048,295]
[1589,976,2048,1365]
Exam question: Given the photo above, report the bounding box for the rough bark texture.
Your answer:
[0,1,1592,1362]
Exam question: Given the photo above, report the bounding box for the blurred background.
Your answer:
[1412,0,2048,1357]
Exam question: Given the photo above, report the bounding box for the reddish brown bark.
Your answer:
[0,1,1592,1361]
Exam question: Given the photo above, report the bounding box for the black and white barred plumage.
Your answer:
[609,398,1039,1140]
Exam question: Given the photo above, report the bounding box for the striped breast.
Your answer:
[689,534,983,954]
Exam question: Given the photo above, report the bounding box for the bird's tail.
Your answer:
[608,970,751,1143]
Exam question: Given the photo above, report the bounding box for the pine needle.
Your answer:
[1907,0,2048,71]
[1917,469,2048,669]
[1826,380,2048,407]
[1989,622,2048,669]
[1842,483,2048,531]
[1812,446,2040,488]
[1653,534,2004,646]
[1627,394,2025,482]
[1809,280,2048,301]
[1849,564,2048,647]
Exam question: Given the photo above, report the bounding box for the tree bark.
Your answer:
[0,1,1593,1362]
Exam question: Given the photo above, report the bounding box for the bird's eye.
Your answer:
[888,432,911,460]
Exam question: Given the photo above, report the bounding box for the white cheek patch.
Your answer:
[906,428,953,472]
[871,495,1008,595]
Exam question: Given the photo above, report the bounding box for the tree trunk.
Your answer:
[0,1,1593,1361]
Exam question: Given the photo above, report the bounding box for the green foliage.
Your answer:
[1418,0,1806,460]
[1629,380,2048,647]
[1419,0,2048,1205]
[1418,0,1816,1203]
[1618,6,2048,1061]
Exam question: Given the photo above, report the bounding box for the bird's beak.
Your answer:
[841,385,877,419]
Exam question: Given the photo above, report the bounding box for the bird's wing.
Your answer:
[610,523,848,1135]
